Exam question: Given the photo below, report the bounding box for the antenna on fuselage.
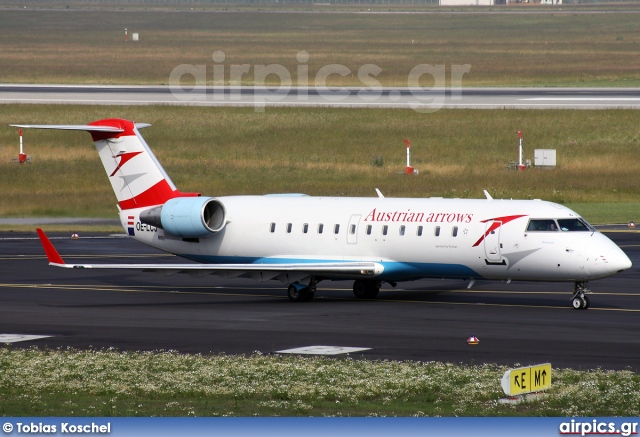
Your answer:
[483,190,493,200]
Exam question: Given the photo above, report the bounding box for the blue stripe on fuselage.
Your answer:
[179,254,480,281]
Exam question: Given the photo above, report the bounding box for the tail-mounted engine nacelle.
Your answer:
[139,197,226,238]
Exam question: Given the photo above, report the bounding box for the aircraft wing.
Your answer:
[36,229,383,282]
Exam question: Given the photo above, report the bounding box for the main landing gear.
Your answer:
[287,283,316,302]
[352,280,381,299]
[287,279,382,302]
[572,281,591,310]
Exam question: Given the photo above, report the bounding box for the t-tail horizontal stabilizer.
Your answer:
[13,120,192,210]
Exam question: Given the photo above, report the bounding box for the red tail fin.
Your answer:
[11,119,199,210]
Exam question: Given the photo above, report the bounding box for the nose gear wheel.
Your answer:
[572,281,591,310]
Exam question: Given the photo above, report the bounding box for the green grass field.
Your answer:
[1,105,638,225]
[1,348,639,417]
[1,5,640,86]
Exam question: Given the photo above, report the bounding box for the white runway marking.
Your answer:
[276,345,371,355]
[0,334,52,343]
[522,98,640,101]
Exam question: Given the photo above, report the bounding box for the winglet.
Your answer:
[36,228,66,265]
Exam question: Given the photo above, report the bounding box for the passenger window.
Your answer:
[434,226,440,237]
[270,223,276,233]
[318,224,324,234]
[526,219,558,232]
[303,223,309,234]
[399,225,405,236]
[382,225,388,236]
[366,225,372,235]
[286,223,292,233]
[452,226,458,237]
[350,224,356,235]
[417,226,423,237]
[334,224,340,234]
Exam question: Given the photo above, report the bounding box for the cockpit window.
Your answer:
[527,218,596,232]
[526,219,558,232]
[557,218,595,232]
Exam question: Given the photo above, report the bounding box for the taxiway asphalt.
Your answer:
[0,229,638,370]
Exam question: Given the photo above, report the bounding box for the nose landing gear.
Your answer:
[572,281,590,310]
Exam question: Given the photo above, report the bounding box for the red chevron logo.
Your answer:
[472,215,527,247]
[110,151,143,177]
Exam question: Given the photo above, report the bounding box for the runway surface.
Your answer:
[0,229,638,370]
[2,85,640,109]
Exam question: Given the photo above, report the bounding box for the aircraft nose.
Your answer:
[605,247,632,274]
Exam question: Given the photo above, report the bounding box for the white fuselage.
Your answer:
[16,119,632,305]
[120,195,631,284]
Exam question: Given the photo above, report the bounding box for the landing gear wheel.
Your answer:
[300,290,315,302]
[571,281,591,310]
[353,280,366,298]
[367,286,380,299]
[582,295,590,309]
[288,284,301,302]
[572,297,583,309]
[287,284,315,302]
[353,280,380,299]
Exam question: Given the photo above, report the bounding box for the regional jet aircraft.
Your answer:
[14,119,631,309]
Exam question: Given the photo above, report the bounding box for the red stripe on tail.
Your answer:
[88,118,136,141]
[118,179,200,210]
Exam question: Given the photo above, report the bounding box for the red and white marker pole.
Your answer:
[517,131,526,171]
[18,128,27,164]
[403,139,414,175]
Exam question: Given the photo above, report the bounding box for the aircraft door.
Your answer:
[347,214,361,244]
[484,220,502,262]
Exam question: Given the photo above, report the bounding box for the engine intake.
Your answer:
[140,197,226,238]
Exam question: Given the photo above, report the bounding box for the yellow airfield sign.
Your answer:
[501,363,552,396]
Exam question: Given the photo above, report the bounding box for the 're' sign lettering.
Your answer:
[501,363,552,396]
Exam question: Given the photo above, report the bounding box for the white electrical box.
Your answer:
[534,149,556,167]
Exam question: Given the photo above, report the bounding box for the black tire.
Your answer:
[353,280,380,299]
[300,291,315,302]
[288,285,314,302]
[367,287,380,298]
[572,296,583,309]
[353,280,368,299]
[288,285,302,302]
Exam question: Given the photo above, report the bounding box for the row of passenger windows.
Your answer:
[270,218,594,237]
[269,222,460,237]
